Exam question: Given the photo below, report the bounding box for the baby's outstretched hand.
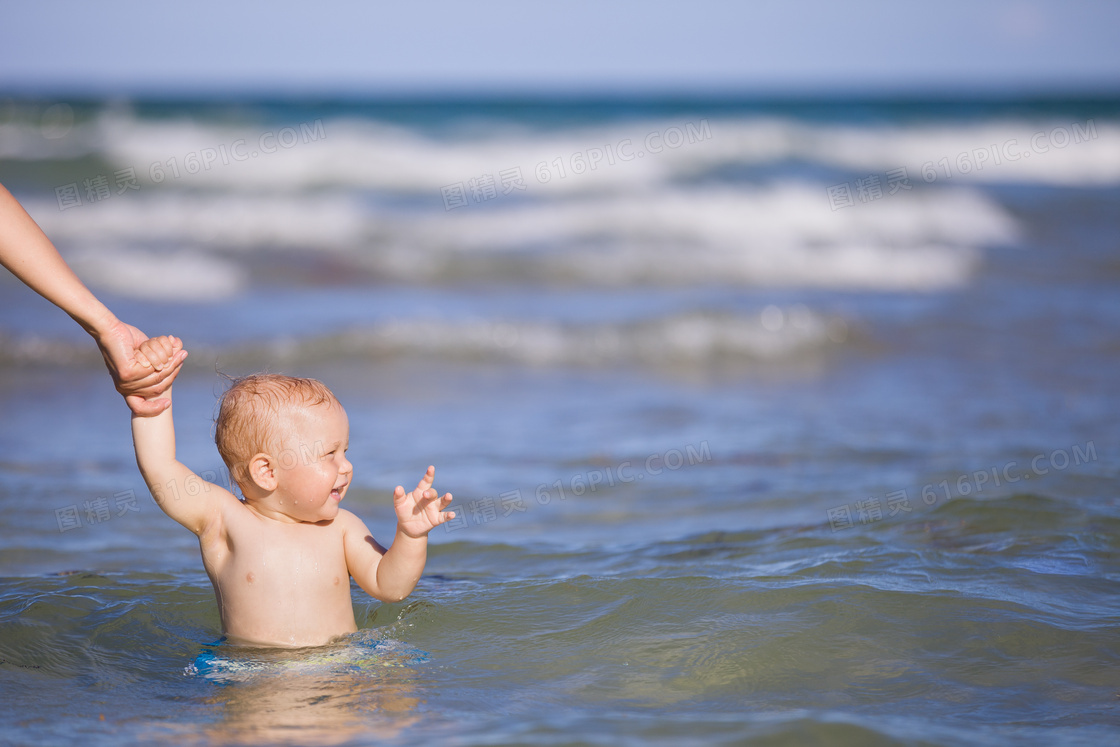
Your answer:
[394,466,454,538]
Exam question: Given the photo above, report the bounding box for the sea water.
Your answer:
[1,96,1118,745]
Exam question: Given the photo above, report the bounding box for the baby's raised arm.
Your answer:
[131,338,233,536]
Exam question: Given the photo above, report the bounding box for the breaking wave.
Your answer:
[0,307,849,369]
[22,183,1014,294]
[4,109,1119,188]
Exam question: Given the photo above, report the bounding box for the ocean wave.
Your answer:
[411,184,1013,250]
[93,113,689,193]
[25,192,367,250]
[381,184,1006,290]
[318,308,847,365]
[694,117,1120,187]
[23,184,1012,292]
[67,246,245,302]
[0,331,99,367]
[6,109,1119,188]
[0,307,848,369]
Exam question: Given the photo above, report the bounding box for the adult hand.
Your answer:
[1,183,188,413]
[94,318,187,415]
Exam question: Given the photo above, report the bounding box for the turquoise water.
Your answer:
[1,96,1119,745]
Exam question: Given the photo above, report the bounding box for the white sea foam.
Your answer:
[90,114,679,193]
[266,307,847,367]
[0,119,104,160]
[699,118,1120,187]
[0,307,846,368]
[373,184,1012,290]
[0,332,97,366]
[6,110,1106,190]
[16,105,1028,296]
[9,108,1117,189]
[22,181,1014,293]
[25,192,367,250]
[67,246,245,302]
[409,184,1014,250]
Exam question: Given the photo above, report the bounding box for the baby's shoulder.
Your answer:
[331,507,367,533]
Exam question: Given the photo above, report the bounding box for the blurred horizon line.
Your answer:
[3,80,1120,105]
[3,87,1120,107]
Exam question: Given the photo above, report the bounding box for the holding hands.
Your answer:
[0,182,187,414]
[394,466,454,538]
[102,326,187,415]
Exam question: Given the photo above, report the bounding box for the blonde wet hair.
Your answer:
[214,373,338,490]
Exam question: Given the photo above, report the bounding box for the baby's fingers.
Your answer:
[413,465,436,493]
[424,493,453,523]
[137,336,176,371]
[150,335,178,368]
[434,495,454,523]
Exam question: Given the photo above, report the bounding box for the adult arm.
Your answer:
[0,182,185,413]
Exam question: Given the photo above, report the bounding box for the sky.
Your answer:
[1,0,1119,96]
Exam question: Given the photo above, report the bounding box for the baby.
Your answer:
[130,337,453,647]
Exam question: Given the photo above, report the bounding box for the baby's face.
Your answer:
[271,400,352,523]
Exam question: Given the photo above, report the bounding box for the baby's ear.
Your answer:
[248,453,277,492]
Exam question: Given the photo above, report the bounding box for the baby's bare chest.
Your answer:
[207,519,350,593]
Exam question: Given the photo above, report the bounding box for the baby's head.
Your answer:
[215,373,340,493]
